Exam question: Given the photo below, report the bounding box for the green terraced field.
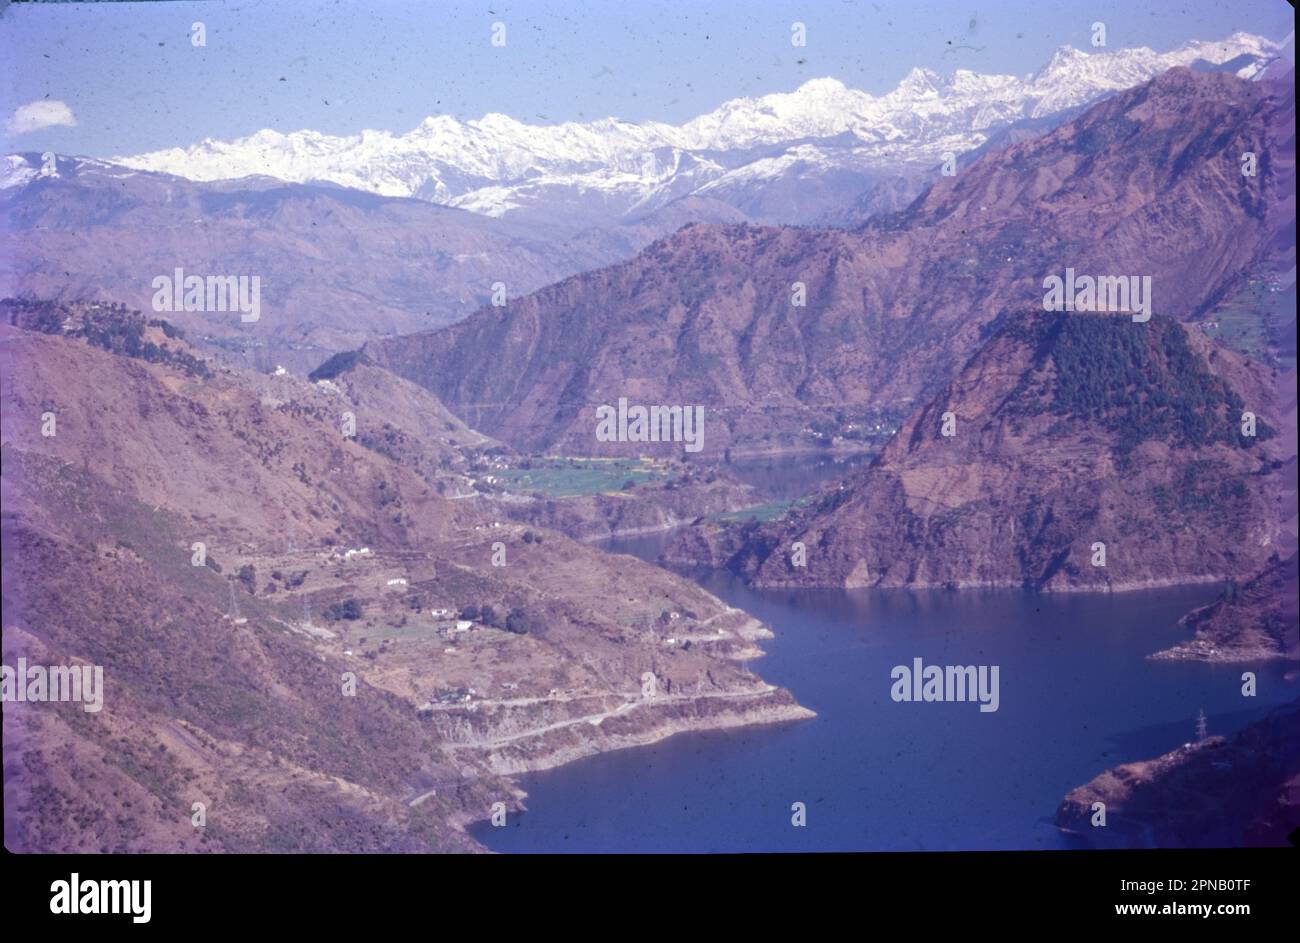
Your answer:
[492,457,672,498]
[1200,270,1297,370]
[709,495,813,523]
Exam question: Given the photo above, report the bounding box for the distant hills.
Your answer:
[0,157,681,373]
[362,66,1296,457]
[2,36,1285,379]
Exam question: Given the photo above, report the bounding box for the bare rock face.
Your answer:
[1055,699,1300,847]
[744,313,1289,591]
[365,68,1294,458]
[1152,552,1300,663]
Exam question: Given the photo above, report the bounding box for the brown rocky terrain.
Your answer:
[306,345,769,542]
[308,351,503,481]
[0,302,810,853]
[362,68,1295,457]
[1055,698,1300,848]
[1152,552,1300,663]
[668,312,1295,591]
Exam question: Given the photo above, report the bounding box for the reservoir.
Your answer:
[475,530,1296,853]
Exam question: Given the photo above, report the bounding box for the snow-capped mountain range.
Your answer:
[108,33,1281,226]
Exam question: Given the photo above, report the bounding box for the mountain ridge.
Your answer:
[107,33,1282,227]
[732,311,1294,591]
[360,66,1296,457]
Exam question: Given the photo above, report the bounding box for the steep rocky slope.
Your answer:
[364,68,1295,456]
[674,312,1294,591]
[0,302,810,852]
[1152,552,1300,663]
[1055,698,1300,848]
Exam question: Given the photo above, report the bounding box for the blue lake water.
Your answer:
[476,532,1297,853]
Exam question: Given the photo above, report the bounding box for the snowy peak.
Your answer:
[1038,44,1090,77]
[98,32,1281,222]
[896,67,946,98]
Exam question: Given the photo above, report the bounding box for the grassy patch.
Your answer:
[709,495,812,523]
[343,618,444,643]
[1199,270,1296,370]
[492,457,673,498]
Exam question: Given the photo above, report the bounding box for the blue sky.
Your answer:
[0,0,1292,156]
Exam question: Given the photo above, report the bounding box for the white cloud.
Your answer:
[6,100,77,135]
